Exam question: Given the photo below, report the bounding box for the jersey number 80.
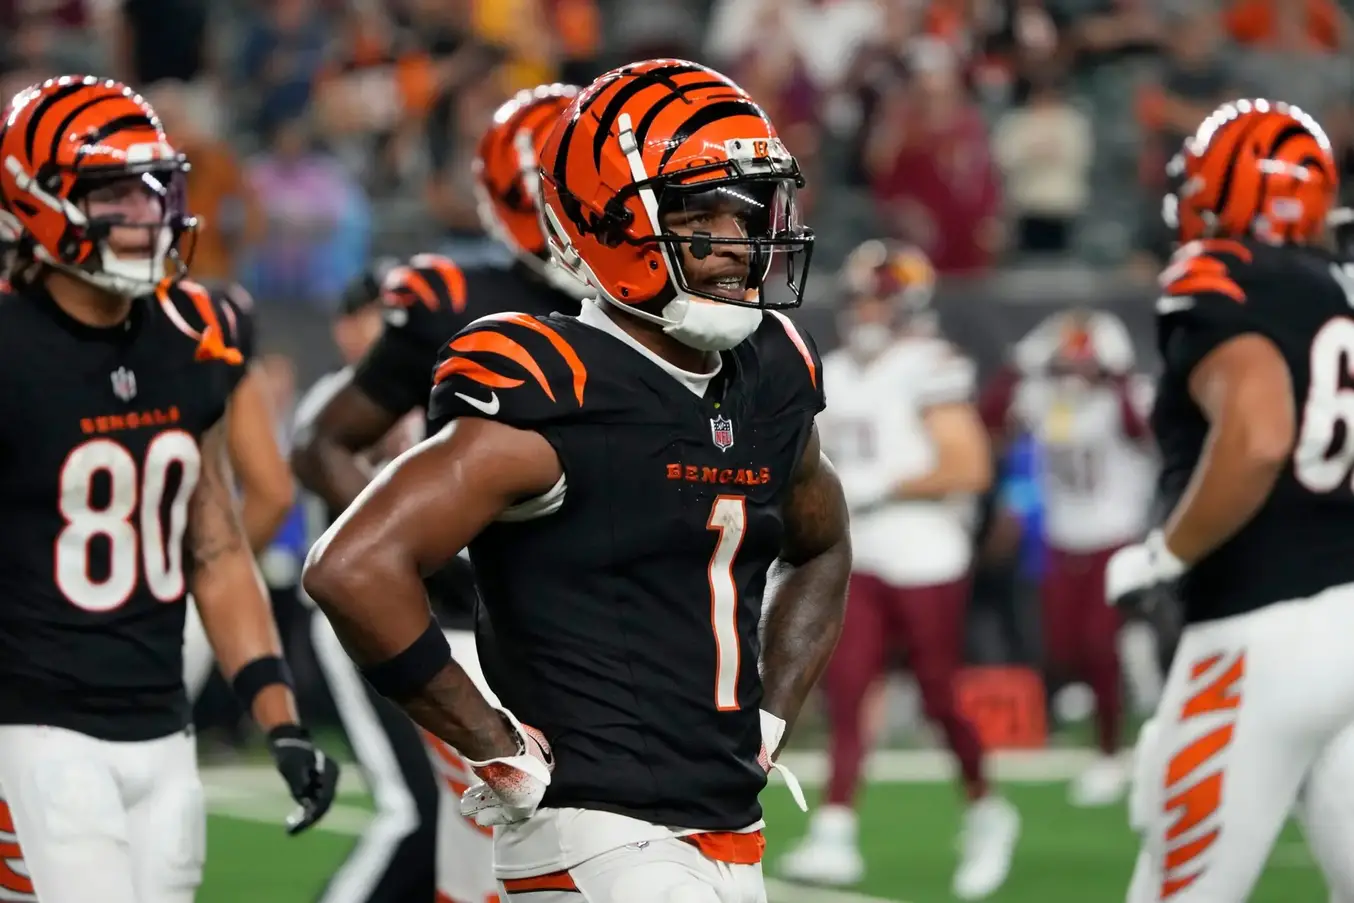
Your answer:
[55,432,202,612]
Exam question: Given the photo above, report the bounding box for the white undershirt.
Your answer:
[577,299,721,398]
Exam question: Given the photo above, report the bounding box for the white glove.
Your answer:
[758,709,808,812]
[459,709,553,827]
[838,468,896,515]
[1105,530,1187,607]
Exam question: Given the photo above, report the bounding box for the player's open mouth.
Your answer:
[699,275,749,301]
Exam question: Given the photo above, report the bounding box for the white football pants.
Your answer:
[0,726,202,903]
[1127,581,1354,902]
[497,837,767,903]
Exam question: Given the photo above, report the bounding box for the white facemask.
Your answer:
[848,323,893,358]
[660,295,764,351]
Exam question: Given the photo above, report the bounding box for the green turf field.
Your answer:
[197,750,1326,903]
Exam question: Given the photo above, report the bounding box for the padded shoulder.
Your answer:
[153,279,247,370]
[427,312,590,432]
[750,311,826,417]
[378,253,469,344]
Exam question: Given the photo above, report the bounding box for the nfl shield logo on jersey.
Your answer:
[110,366,137,402]
[710,415,734,452]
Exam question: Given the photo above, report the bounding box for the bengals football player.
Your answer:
[291,84,586,903]
[0,76,336,903]
[304,59,849,902]
[1103,99,1354,902]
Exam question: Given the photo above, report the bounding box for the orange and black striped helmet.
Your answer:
[475,83,588,298]
[1168,98,1338,246]
[537,59,813,315]
[0,75,195,297]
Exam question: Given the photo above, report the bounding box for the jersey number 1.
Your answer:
[56,433,202,612]
[707,495,746,712]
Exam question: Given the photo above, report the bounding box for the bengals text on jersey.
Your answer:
[1154,237,1354,622]
[425,302,824,830]
[0,278,245,740]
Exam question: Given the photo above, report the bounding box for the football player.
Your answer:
[291,84,587,903]
[1106,99,1354,902]
[0,77,338,903]
[781,241,1018,899]
[982,308,1157,806]
[303,59,849,901]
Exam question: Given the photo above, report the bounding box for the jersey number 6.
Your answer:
[56,432,202,612]
[707,495,747,712]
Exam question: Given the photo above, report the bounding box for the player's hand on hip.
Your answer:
[758,709,808,812]
[267,724,341,835]
[1106,530,1186,608]
[460,708,553,827]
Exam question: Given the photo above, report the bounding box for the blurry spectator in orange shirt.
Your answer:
[147,81,262,284]
[1225,0,1350,52]
[866,38,1003,274]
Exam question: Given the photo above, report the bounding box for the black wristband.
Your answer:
[231,655,294,712]
[360,618,451,702]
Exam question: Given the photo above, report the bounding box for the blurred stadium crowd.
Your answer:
[4,0,1352,787]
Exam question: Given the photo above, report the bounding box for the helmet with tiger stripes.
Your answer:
[0,75,195,297]
[1167,98,1338,246]
[475,83,589,299]
[537,59,814,351]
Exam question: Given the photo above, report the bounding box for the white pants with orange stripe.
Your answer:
[498,835,767,903]
[1127,582,1354,903]
[0,726,203,903]
[424,630,499,903]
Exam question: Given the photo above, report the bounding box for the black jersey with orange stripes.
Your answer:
[352,257,580,418]
[0,278,245,742]
[1153,237,1354,622]
[427,307,825,830]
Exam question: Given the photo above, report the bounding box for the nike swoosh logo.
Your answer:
[1156,295,1195,315]
[455,391,500,415]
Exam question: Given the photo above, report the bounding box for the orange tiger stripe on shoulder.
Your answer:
[1160,241,1250,304]
[385,254,468,314]
[433,315,588,406]
[154,278,244,365]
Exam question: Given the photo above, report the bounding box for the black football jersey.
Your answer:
[426,308,825,830]
[353,260,579,418]
[352,260,580,629]
[0,279,245,741]
[1153,238,1354,622]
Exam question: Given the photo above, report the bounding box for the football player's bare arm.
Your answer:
[1163,333,1295,564]
[302,417,562,760]
[189,418,299,730]
[227,369,296,552]
[893,402,994,500]
[761,425,852,750]
[291,373,401,512]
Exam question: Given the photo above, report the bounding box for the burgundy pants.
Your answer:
[1041,544,1124,754]
[822,572,987,805]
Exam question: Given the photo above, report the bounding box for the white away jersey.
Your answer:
[1014,374,1156,551]
[819,338,978,586]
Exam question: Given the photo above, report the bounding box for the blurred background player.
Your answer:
[981,309,1156,806]
[784,240,1018,899]
[290,84,586,903]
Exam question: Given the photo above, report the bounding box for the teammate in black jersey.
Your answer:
[304,60,851,901]
[292,84,587,903]
[0,77,337,903]
[1105,99,1354,902]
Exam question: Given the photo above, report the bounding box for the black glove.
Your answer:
[267,724,340,835]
